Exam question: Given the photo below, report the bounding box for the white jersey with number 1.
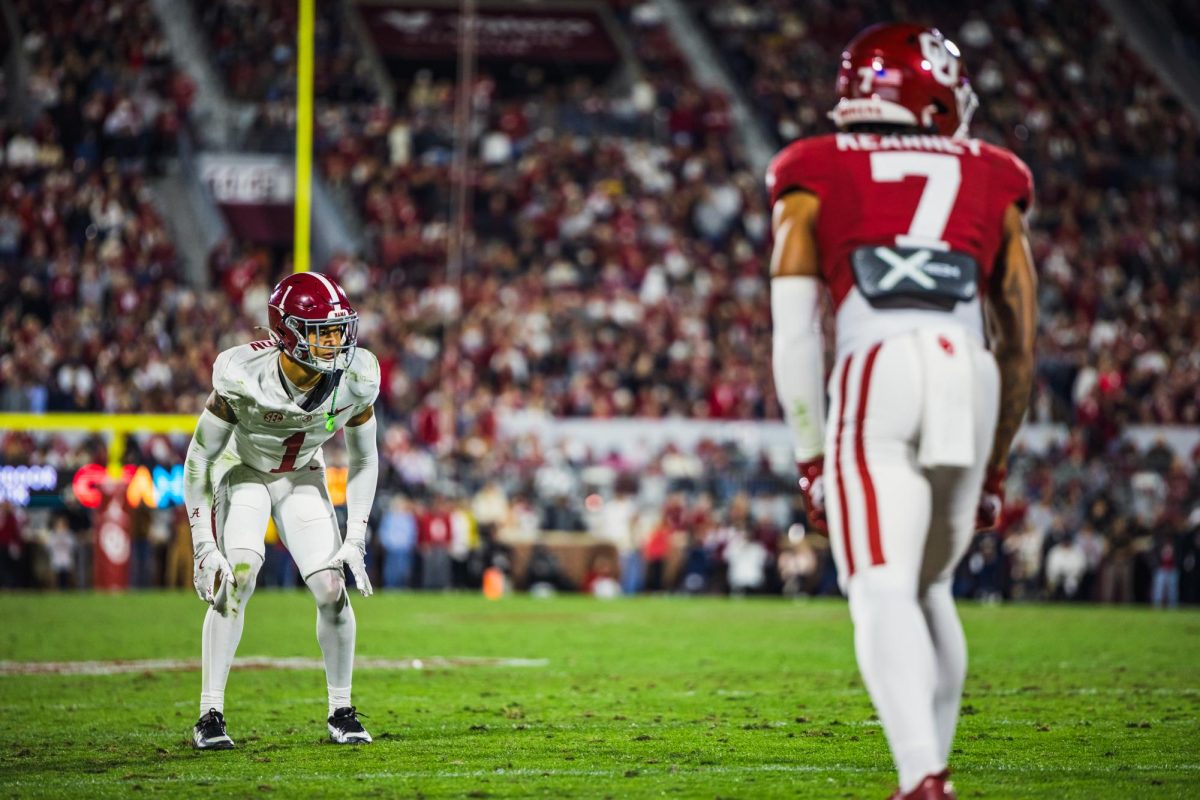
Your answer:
[209,341,381,484]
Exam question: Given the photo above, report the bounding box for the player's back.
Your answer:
[767,132,1032,356]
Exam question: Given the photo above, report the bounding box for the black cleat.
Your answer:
[193,708,235,750]
[327,706,372,744]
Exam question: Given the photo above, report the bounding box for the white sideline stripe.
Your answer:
[3,762,1199,790]
[0,656,548,677]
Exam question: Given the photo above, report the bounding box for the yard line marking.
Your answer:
[2,762,1199,791]
[0,656,548,677]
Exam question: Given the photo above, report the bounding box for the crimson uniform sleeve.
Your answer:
[990,147,1034,216]
[766,138,833,209]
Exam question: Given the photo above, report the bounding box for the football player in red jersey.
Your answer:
[183,272,382,749]
[767,23,1037,800]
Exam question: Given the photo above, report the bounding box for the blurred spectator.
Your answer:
[46,514,75,589]
[378,495,418,590]
[1151,535,1180,608]
[1076,524,1107,601]
[581,550,620,598]
[527,543,575,594]
[642,515,673,592]
[1045,534,1087,601]
[418,497,452,590]
[594,487,642,595]
[0,500,26,588]
[726,527,768,595]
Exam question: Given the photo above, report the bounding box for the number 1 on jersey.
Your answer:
[869,152,961,251]
[271,431,305,473]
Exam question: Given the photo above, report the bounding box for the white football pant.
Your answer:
[823,329,999,793]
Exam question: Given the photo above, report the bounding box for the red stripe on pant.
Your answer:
[833,354,856,577]
[855,343,885,567]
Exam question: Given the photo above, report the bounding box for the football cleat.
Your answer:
[193,708,235,750]
[327,706,372,744]
[888,770,956,800]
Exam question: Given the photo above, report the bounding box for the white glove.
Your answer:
[193,541,235,605]
[329,540,373,597]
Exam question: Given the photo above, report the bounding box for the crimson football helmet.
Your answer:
[828,23,978,139]
[267,272,358,374]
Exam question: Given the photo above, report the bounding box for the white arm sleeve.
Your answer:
[343,415,379,546]
[183,409,236,550]
[771,275,826,461]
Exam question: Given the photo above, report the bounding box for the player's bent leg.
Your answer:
[198,548,263,745]
[196,468,271,751]
[306,567,371,744]
[273,471,370,741]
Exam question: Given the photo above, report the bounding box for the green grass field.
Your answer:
[0,592,1197,799]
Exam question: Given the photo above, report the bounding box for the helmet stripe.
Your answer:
[309,272,342,304]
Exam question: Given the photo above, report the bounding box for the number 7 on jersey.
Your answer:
[870,152,961,252]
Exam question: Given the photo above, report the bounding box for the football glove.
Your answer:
[797,457,827,534]
[193,541,235,605]
[329,539,373,597]
[975,465,1006,531]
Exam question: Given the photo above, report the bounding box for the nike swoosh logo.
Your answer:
[332,405,353,416]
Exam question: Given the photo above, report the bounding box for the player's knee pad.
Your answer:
[306,568,347,615]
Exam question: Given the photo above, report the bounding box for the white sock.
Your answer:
[200,606,243,717]
[328,686,352,718]
[921,580,967,762]
[308,570,357,717]
[200,688,225,716]
[199,550,261,719]
[849,569,944,793]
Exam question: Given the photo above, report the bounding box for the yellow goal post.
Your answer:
[0,413,197,477]
[0,412,352,506]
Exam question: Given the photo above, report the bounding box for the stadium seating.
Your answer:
[0,0,1196,603]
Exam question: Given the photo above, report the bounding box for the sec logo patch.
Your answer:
[263,411,284,423]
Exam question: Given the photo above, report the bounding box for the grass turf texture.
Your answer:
[0,593,1197,799]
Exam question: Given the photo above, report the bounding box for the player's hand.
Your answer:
[193,541,235,605]
[796,458,827,534]
[329,540,373,597]
[975,465,1006,531]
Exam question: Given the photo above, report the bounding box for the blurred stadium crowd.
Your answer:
[0,0,1197,603]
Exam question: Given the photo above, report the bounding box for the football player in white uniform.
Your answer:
[183,271,381,749]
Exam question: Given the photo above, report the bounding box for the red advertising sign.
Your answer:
[357,3,618,63]
[93,487,131,591]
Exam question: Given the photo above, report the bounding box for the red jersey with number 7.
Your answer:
[766,132,1032,355]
